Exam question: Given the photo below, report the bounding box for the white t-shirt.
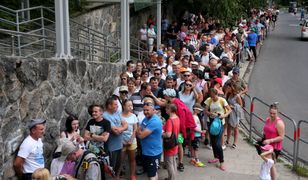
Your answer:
[17,135,44,173]
[193,115,202,137]
[140,28,147,41]
[259,159,274,180]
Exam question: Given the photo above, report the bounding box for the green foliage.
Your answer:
[294,164,308,177]
[166,0,268,26]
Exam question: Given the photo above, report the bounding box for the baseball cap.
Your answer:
[28,118,46,129]
[119,86,128,92]
[214,78,222,86]
[163,88,176,97]
[166,75,176,80]
[260,144,273,151]
[172,61,180,66]
[232,67,240,74]
[180,67,189,73]
[191,61,199,66]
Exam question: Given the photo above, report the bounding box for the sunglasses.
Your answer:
[121,78,127,80]
[120,91,128,94]
[143,102,154,107]
[185,84,193,87]
[184,74,190,77]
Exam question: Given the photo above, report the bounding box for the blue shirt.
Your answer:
[210,37,218,46]
[103,111,123,151]
[140,114,163,156]
[247,32,258,47]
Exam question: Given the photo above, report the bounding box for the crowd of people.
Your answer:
[12,7,285,180]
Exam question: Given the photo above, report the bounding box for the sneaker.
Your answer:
[206,144,212,150]
[208,159,219,164]
[190,159,197,165]
[195,161,206,167]
[177,163,184,172]
[222,145,226,150]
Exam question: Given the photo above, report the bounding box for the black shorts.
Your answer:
[191,137,201,150]
[274,149,281,159]
[142,154,161,177]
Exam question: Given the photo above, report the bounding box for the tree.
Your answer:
[165,0,268,26]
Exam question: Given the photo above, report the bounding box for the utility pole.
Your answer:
[55,0,72,59]
[157,0,162,48]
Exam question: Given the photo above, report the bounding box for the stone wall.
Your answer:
[0,57,124,179]
[74,4,121,38]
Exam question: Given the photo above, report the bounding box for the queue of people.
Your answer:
[12,7,285,180]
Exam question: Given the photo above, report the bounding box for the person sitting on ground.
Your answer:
[50,138,81,179]
[32,168,51,180]
[55,140,104,180]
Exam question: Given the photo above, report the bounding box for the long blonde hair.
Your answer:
[32,168,51,180]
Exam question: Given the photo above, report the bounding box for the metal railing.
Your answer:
[0,5,149,62]
[239,95,308,169]
[295,120,308,167]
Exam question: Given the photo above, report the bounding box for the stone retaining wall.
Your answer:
[0,57,124,179]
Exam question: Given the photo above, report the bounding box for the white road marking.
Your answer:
[289,24,299,27]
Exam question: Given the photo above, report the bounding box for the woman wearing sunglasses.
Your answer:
[179,80,199,112]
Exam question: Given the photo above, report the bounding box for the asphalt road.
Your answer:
[248,11,308,163]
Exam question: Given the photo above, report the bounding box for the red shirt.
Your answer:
[172,98,196,138]
[163,117,180,156]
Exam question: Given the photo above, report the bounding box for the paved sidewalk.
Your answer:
[136,130,300,180]
[135,55,304,180]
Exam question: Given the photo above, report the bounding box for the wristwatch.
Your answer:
[90,133,93,138]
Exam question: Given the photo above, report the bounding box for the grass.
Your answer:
[294,164,308,177]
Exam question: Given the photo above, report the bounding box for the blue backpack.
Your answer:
[210,117,222,136]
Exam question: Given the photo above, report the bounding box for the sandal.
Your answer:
[232,144,237,149]
[208,159,219,164]
[219,164,226,171]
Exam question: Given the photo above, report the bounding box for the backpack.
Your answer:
[75,151,115,180]
[210,117,222,136]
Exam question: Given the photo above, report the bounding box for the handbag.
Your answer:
[163,119,178,150]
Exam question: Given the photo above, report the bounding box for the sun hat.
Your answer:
[261,144,273,151]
